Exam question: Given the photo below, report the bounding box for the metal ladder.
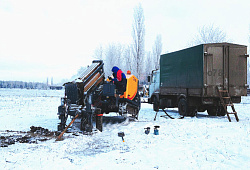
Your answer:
[216,86,239,122]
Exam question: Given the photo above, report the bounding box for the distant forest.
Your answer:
[0,80,49,89]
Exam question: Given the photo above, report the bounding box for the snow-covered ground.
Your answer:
[0,89,249,169]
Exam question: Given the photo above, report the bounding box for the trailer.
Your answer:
[148,43,248,117]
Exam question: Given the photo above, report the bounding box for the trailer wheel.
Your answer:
[178,98,188,116]
[188,107,197,117]
[207,107,217,116]
[217,106,226,116]
[153,97,159,112]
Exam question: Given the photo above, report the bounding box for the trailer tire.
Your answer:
[207,107,217,116]
[178,98,188,116]
[188,107,197,117]
[217,106,226,116]
[153,97,159,112]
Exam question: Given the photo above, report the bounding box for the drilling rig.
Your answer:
[57,60,141,132]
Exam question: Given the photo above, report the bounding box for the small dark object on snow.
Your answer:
[1,144,8,147]
[72,133,80,136]
[118,132,125,142]
[144,127,150,135]
[0,136,15,147]
[30,126,37,132]
[8,139,15,145]
[30,126,51,136]
[38,138,48,142]
[154,126,160,135]
[55,131,61,136]
[16,136,31,143]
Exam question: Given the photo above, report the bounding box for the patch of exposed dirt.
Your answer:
[0,126,61,147]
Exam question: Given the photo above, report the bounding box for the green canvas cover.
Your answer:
[160,45,204,88]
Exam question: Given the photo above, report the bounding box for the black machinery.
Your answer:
[57,60,141,133]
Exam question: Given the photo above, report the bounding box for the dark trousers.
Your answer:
[114,79,127,94]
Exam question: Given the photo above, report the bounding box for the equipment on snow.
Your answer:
[57,60,141,134]
[154,126,160,135]
[118,132,125,142]
[144,127,150,135]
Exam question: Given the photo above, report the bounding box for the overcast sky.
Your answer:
[0,0,249,84]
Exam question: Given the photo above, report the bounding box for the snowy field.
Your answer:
[0,88,249,169]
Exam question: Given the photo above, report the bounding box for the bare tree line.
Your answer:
[0,80,48,89]
[89,4,246,86]
[190,24,229,46]
[91,5,232,84]
[93,4,162,84]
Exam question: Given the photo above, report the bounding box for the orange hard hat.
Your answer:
[127,70,131,74]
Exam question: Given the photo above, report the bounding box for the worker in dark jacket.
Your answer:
[111,66,127,94]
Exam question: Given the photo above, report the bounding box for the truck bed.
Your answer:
[160,43,248,97]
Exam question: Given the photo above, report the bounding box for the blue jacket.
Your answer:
[112,66,126,82]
